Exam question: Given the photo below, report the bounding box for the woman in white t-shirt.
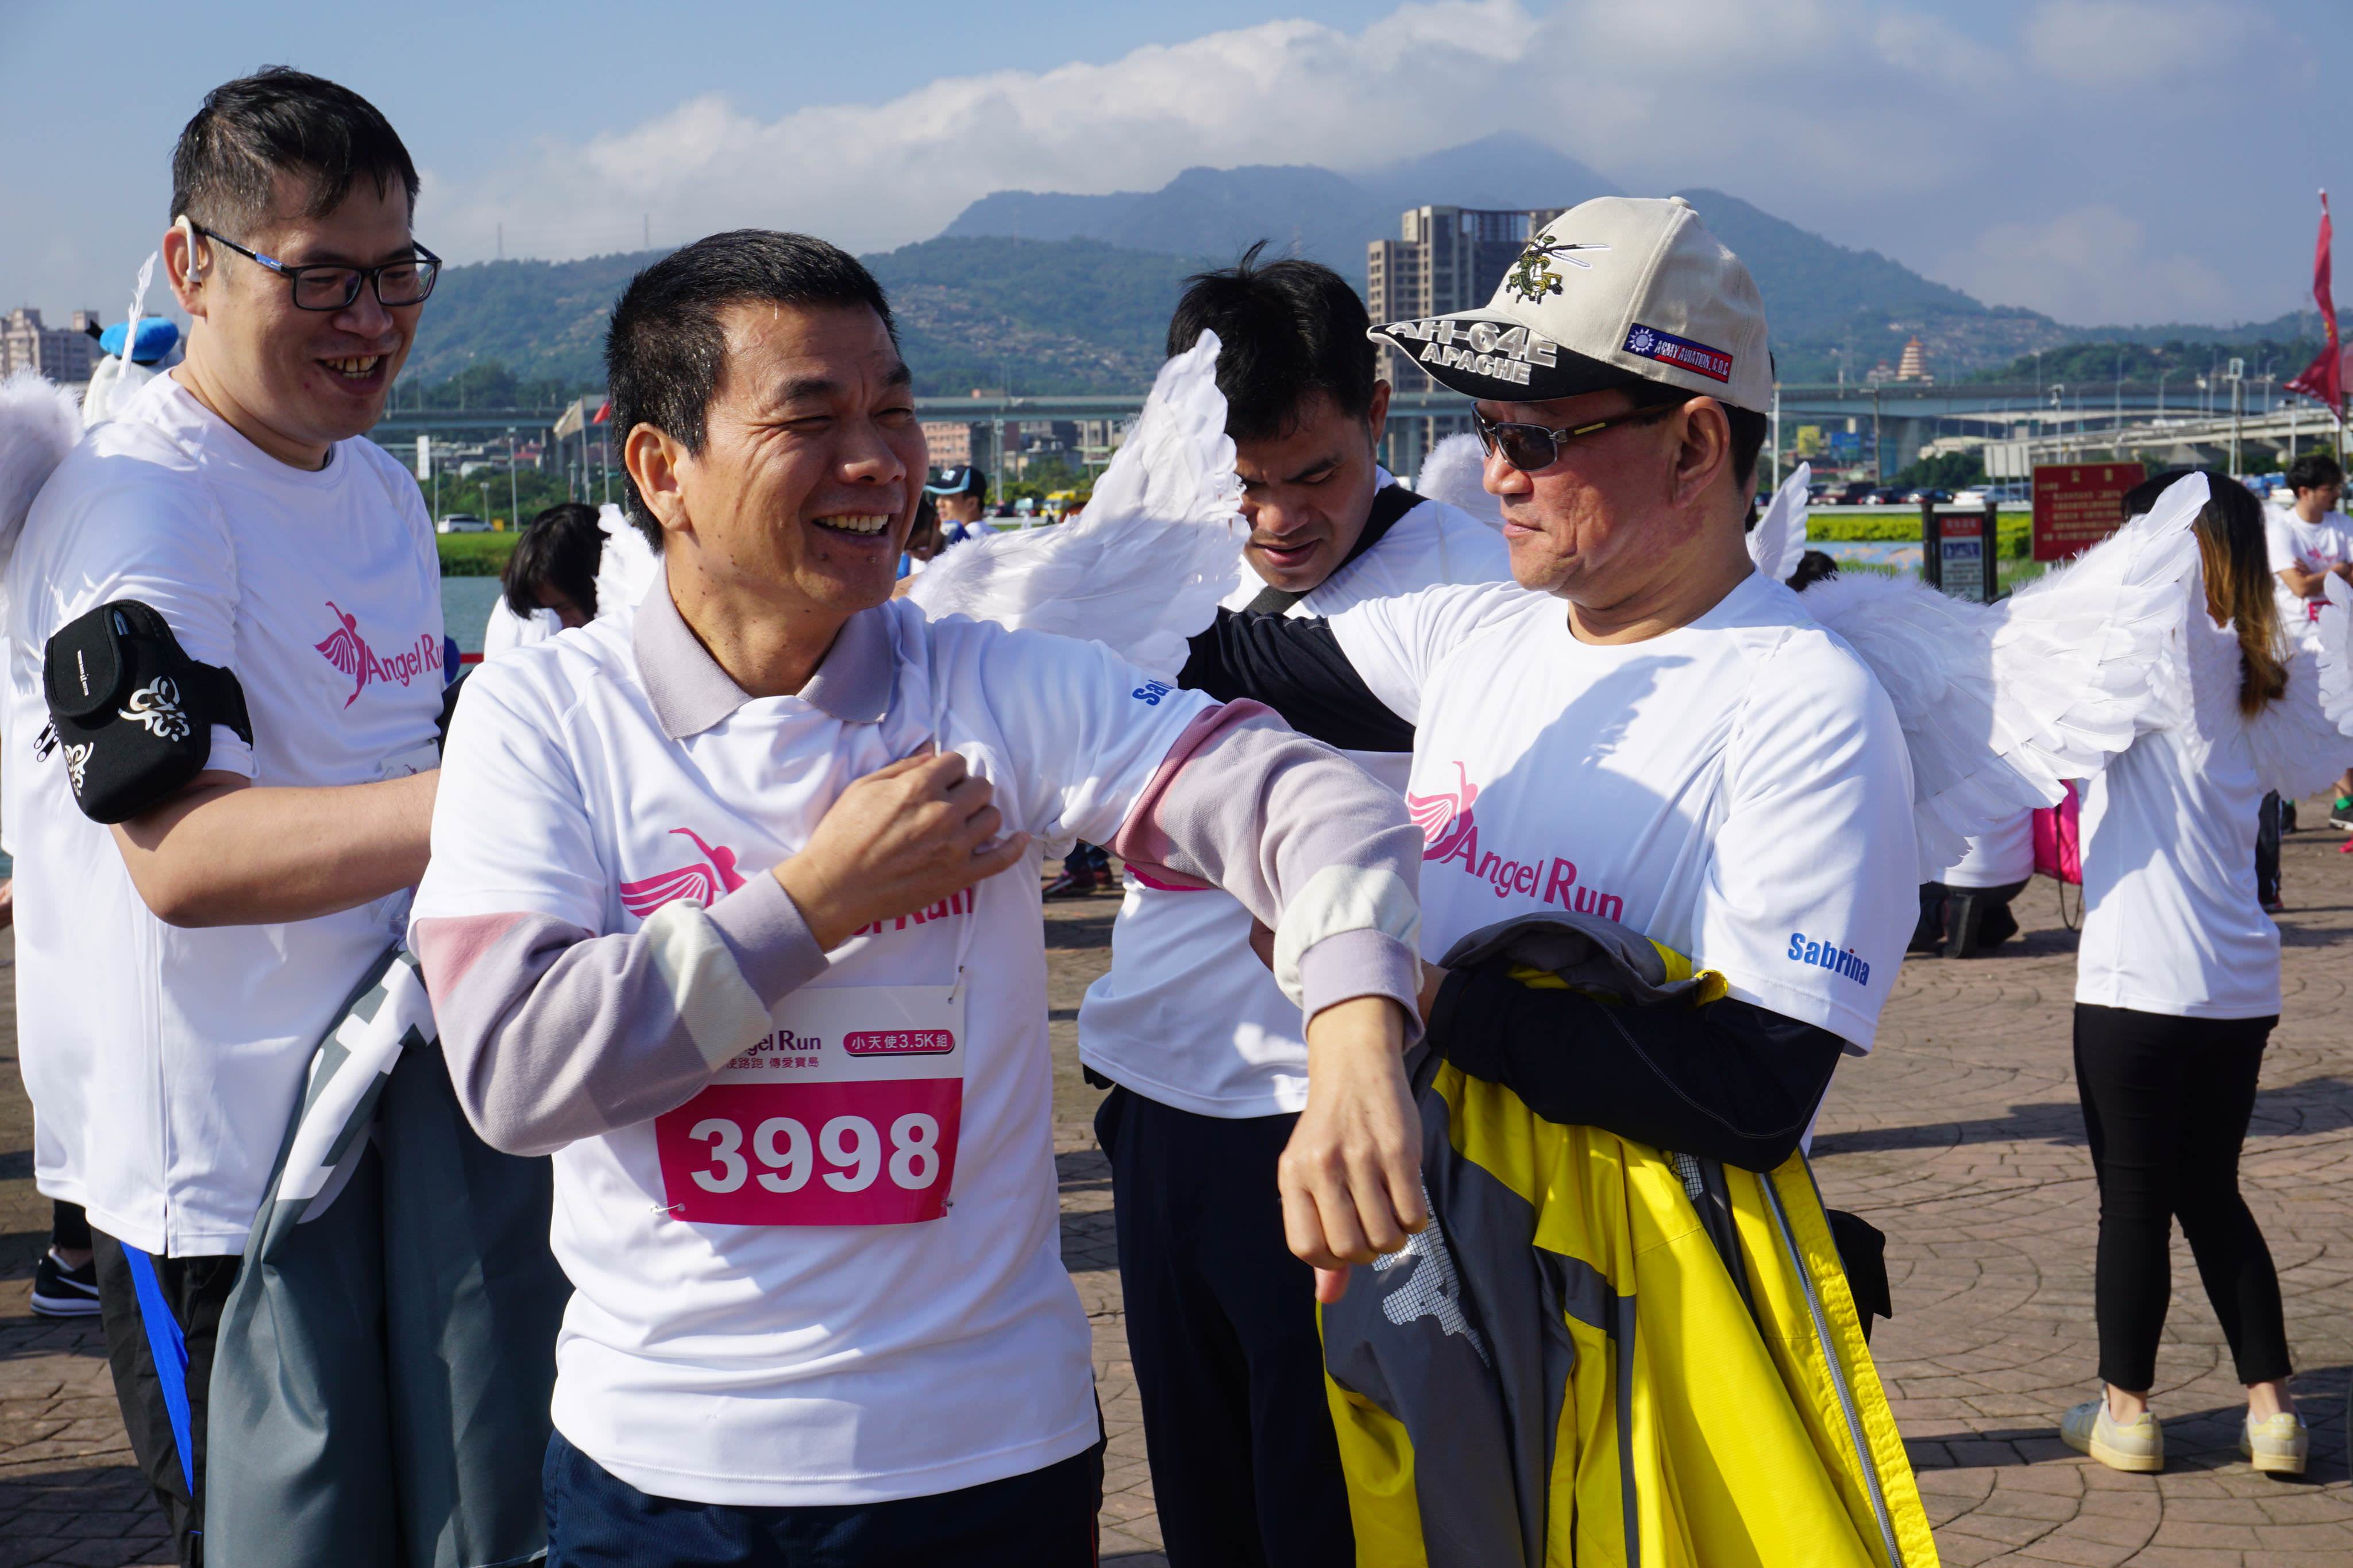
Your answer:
[2063,471,2350,1478]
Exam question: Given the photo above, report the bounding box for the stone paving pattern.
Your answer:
[8,813,2353,1565]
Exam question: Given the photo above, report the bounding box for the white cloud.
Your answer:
[404,0,2316,328]
[421,0,1987,267]
[1934,204,2243,324]
[2022,1,2240,86]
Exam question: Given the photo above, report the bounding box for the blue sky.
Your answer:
[6,0,2345,328]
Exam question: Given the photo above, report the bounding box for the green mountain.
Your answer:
[402,237,1214,399]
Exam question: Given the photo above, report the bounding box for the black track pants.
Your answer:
[2072,1004,2290,1392]
[91,1231,240,1567]
[1095,1086,1354,1568]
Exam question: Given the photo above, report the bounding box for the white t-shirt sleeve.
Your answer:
[2265,513,2308,578]
[34,455,254,778]
[948,621,1221,848]
[1696,630,1918,1052]
[1328,580,1530,725]
[414,659,608,930]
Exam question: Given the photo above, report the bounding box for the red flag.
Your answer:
[2284,190,2343,416]
[592,399,611,424]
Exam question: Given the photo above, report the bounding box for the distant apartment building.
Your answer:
[921,420,989,468]
[1,307,103,384]
[1365,207,1565,393]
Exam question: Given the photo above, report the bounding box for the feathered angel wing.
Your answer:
[595,503,661,621]
[1798,472,2207,873]
[2239,573,2353,800]
[909,331,1244,677]
[0,371,86,582]
[1415,433,1500,526]
[1748,462,1810,581]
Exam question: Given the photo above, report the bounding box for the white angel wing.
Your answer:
[910,330,1244,677]
[0,370,86,582]
[1798,472,2207,873]
[594,501,661,621]
[1748,461,1810,581]
[1415,433,1500,526]
[2239,572,2353,800]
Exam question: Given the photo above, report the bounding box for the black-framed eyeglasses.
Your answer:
[189,223,439,311]
[1472,397,1691,474]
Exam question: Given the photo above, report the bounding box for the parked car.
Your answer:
[1832,481,1877,505]
[1901,487,1955,504]
[1868,486,1911,504]
[436,512,489,534]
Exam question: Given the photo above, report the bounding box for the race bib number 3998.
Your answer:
[653,985,965,1226]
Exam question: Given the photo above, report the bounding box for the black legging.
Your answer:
[2073,1003,2290,1392]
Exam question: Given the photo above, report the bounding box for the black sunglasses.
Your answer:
[190,223,440,312]
[1472,396,1692,474]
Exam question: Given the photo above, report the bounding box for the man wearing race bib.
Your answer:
[410,230,1430,1565]
[1182,194,1917,1229]
[1077,248,1509,1566]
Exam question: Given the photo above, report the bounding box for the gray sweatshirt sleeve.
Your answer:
[1109,698,1424,1030]
[413,874,827,1154]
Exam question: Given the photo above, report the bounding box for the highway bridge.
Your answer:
[371,377,2331,489]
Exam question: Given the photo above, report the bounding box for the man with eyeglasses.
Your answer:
[5,69,444,1562]
[1179,197,1915,1335]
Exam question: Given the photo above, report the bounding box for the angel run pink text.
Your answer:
[1432,818,1623,919]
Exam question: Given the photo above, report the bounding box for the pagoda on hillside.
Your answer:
[1896,335,1932,383]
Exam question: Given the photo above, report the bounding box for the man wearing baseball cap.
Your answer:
[924,464,989,546]
[1176,197,1924,1544]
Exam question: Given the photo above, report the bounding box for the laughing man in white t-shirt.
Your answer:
[3,72,445,1562]
[2265,452,2353,822]
[409,230,1432,1565]
[1183,196,1916,1214]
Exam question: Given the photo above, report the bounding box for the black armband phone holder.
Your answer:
[41,599,253,824]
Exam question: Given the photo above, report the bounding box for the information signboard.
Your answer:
[2032,462,2144,561]
[1935,509,1987,601]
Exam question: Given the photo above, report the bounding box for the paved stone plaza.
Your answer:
[6,809,2352,1565]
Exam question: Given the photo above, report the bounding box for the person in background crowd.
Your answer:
[2265,452,2353,828]
[1076,244,1509,1566]
[2062,470,2319,1477]
[3,70,444,1562]
[1911,816,2031,958]
[484,501,603,658]
[1043,839,1111,898]
[411,229,1429,1567]
[924,464,988,545]
[2,875,100,1318]
[897,492,940,583]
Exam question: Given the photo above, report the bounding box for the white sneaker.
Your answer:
[2240,1411,2308,1476]
[2061,1398,2163,1473]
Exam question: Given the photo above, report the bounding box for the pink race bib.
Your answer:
[654,985,965,1226]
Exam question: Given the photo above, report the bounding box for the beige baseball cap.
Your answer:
[1368,195,1771,414]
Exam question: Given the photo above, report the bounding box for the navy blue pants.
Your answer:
[543,1430,1100,1567]
[1095,1085,1355,1568]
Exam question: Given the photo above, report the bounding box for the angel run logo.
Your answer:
[314,602,441,707]
[1405,762,1625,920]
[619,828,748,916]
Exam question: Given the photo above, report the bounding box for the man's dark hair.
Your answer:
[2285,451,2343,495]
[606,230,897,546]
[1167,243,1377,444]
[503,503,605,621]
[171,68,419,231]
